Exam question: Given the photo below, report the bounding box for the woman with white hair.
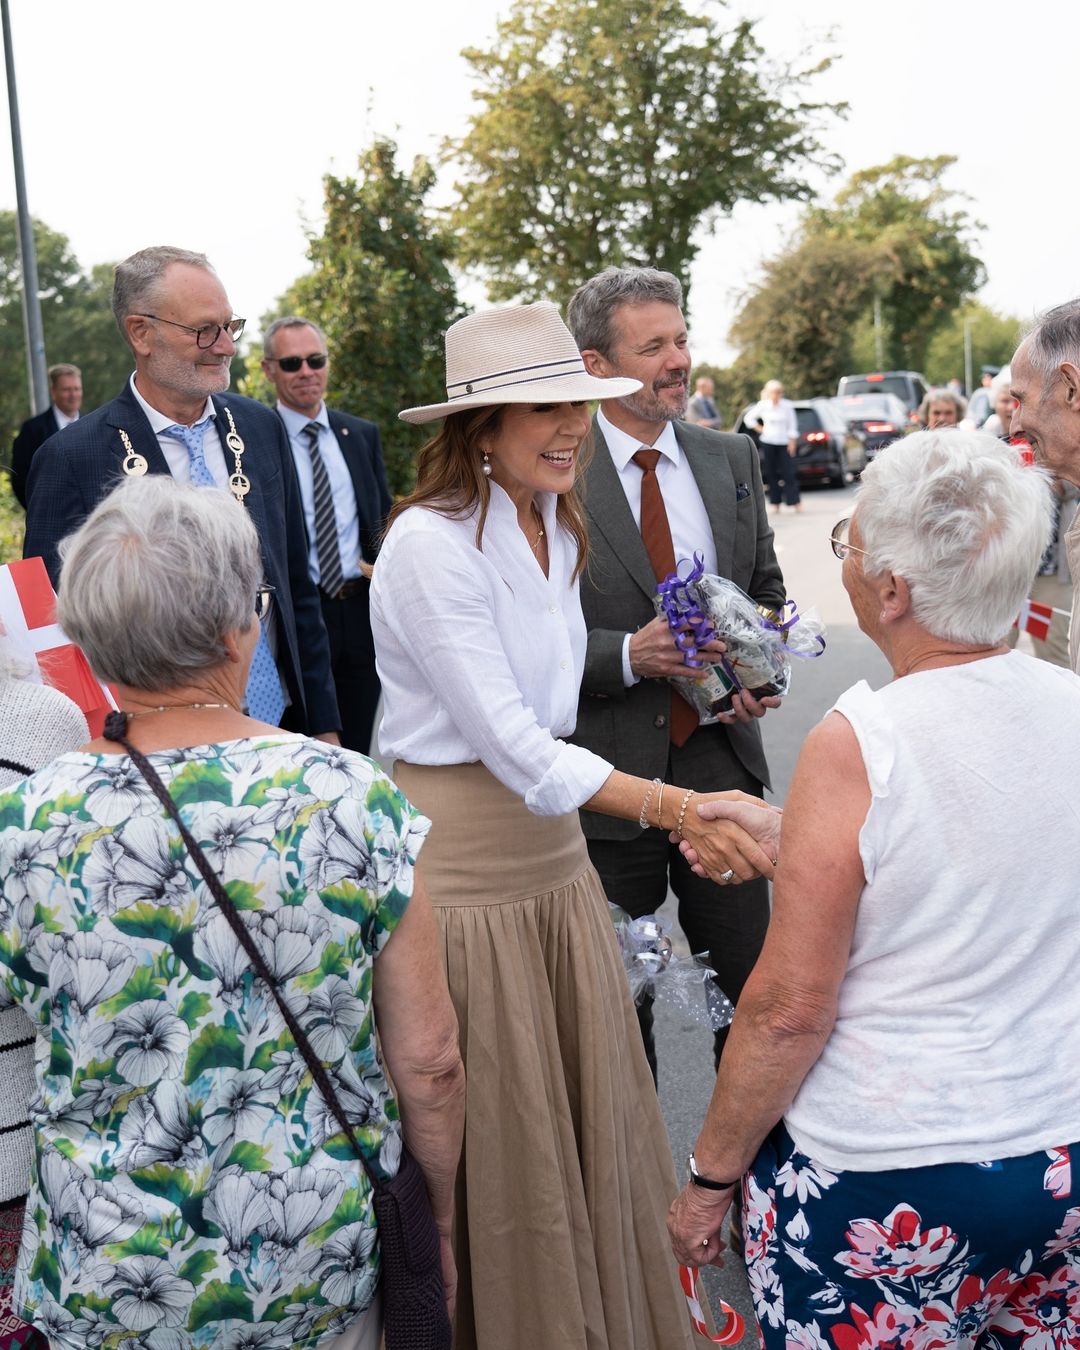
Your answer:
[668,429,1080,1348]
[750,379,801,513]
[0,476,464,1350]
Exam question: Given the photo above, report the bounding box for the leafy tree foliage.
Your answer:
[448,0,842,303]
[730,156,986,395]
[0,215,130,454]
[923,302,1022,387]
[242,139,461,496]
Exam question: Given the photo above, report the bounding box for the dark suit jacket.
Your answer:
[23,383,340,735]
[571,417,785,841]
[284,408,392,566]
[10,406,60,508]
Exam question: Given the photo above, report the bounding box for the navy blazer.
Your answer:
[10,406,60,508]
[24,383,340,735]
[281,408,393,566]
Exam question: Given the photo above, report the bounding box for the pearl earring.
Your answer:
[482,451,492,477]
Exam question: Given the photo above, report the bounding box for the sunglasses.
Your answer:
[269,354,328,372]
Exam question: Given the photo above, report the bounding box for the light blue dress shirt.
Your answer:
[277,402,363,586]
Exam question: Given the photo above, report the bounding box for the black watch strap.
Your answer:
[688,1152,740,1191]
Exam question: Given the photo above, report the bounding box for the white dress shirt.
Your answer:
[371,484,612,816]
[129,375,228,485]
[52,406,78,430]
[596,408,718,686]
[277,402,362,585]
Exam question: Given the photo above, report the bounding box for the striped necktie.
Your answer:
[303,420,345,598]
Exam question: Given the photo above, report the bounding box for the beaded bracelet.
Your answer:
[638,777,662,831]
[675,787,697,839]
[654,781,667,831]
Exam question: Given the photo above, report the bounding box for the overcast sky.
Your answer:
[0,0,1076,369]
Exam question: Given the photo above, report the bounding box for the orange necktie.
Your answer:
[632,449,700,747]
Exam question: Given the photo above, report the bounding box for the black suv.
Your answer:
[832,393,909,460]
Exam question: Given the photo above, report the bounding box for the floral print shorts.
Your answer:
[743,1125,1080,1349]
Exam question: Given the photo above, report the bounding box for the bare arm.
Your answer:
[373,869,466,1314]
[667,712,869,1265]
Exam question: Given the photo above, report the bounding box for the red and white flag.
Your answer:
[0,557,116,736]
[1014,598,1055,642]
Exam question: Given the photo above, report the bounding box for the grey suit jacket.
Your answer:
[571,417,785,841]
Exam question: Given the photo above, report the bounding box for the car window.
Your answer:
[795,407,822,433]
[840,376,915,403]
[815,402,848,432]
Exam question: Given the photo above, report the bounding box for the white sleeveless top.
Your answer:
[784,650,1080,1171]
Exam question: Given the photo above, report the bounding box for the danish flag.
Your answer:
[1014,599,1055,642]
[0,557,116,736]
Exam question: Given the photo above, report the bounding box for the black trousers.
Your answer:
[320,584,382,755]
[761,441,801,506]
[586,727,770,1080]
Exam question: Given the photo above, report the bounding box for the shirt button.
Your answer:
[560,660,569,671]
[654,713,667,729]
[549,604,559,615]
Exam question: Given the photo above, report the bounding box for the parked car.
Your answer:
[832,392,909,461]
[837,370,928,421]
[736,398,866,487]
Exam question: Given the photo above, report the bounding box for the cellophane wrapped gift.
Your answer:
[654,556,826,725]
[609,905,734,1032]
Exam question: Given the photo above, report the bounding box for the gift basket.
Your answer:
[655,555,826,723]
[609,905,734,1032]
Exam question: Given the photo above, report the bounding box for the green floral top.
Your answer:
[0,733,429,1350]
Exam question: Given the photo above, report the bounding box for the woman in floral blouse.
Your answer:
[0,476,464,1350]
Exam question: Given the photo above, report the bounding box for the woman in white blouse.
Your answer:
[752,379,801,513]
[371,302,780,1350]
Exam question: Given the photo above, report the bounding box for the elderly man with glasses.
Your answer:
[261,317,391,753]
[23,245,340,741]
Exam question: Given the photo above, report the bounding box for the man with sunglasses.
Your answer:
[261,317,391,753]
[23,245,341,742]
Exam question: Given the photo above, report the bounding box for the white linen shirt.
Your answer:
[751,398,798,446]
[371,484,612,816]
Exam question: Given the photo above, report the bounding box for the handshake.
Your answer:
[673,792,782,885]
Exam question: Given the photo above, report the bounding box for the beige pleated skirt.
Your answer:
[393,761,697,1350]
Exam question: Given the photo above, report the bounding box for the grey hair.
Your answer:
[1021,299,1080,383]
[566,267,683,357]
[112,246,216,343]
[48,363,80,385]
[56,477,262,690]
[854,428,1053,645]
[263,315,328,360]
[918,387,967,423]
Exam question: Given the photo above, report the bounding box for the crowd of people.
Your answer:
[0,248,1077,1350]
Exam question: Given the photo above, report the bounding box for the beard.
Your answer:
[615,375,689,423]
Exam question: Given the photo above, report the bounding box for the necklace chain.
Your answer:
[123,702,232,719]
[529,504,545,553]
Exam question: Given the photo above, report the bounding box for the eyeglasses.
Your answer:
[134,314,246,349]
[830,517,870,561]
[267,354,328,372]
[255,584,275,619]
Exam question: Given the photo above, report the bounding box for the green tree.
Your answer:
[448,0,843,303]
[729,156,986,394]
[242,139,461,496]
[923,302,1022,387]
[810,155,985,372]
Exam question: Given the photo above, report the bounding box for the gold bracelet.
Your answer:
[638,777,662,831]
[675,787,696,839]
[654,782,666,830]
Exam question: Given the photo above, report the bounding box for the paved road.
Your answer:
[653,483,893,1341]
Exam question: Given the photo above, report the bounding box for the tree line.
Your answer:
[1,0,1018,498]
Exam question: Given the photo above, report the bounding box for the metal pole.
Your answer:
[873,295,884,369]
[963,314,973,398]
[1,0,47,414]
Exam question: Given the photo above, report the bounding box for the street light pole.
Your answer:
[1,0,47,415]
[963,314,973,398]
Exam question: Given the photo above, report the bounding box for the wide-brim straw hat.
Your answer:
[398,301,642,424]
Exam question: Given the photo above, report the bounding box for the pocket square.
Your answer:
[736,482,751,501]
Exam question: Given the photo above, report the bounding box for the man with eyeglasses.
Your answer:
[23,245,341,742]
[261,316,391,753]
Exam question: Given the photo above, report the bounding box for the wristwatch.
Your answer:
[688,1152,739,1191]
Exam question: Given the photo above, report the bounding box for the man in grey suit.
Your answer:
[567,267,785,1077]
